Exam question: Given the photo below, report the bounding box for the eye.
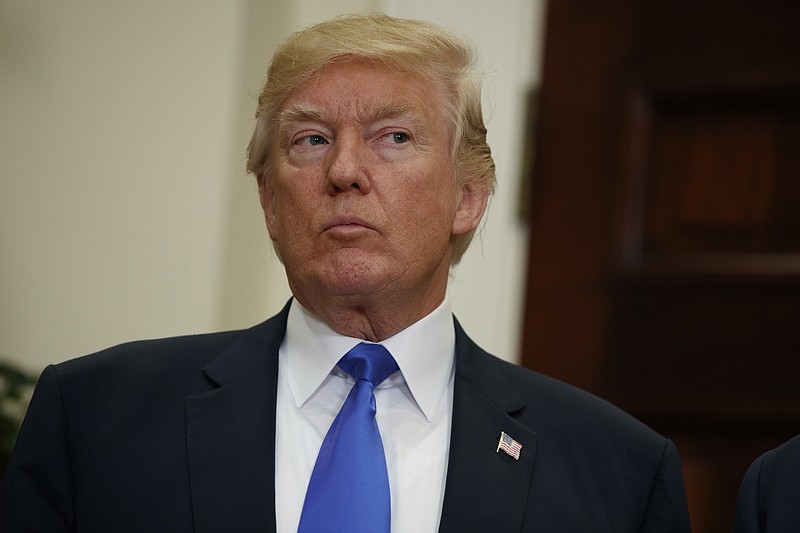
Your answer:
[386,132,409,144]
[296,134,328,146]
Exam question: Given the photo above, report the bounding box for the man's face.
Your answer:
[260,60,486,315]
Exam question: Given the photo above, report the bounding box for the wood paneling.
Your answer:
[521,1,800,530]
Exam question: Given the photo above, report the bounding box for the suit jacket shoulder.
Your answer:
[1,304,290,533]
[439,320,690,533]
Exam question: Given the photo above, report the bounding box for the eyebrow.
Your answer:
[365,102,414,122]
[276,102,421,130]
[275,105,327,129]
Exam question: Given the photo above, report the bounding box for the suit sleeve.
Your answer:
[0,365,74,531]
[638,439,692,533]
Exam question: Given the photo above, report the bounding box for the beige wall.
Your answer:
[0,0,545,373]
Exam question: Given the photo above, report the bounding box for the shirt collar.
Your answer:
[284,297,455,422]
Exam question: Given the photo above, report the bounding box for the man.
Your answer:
[732,435,800,532]
[0,13,691,532]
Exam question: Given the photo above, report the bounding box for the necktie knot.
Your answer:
[338,342,399,387]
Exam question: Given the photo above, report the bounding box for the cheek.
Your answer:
[270,191,299,230]
[396,191,459,245]
[268,181,322,246]
[398,178,458,233]
[268,165,311,217]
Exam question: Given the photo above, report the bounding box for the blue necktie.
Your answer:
[298,342,399,533]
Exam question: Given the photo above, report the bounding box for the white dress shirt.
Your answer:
[275,297,455,533]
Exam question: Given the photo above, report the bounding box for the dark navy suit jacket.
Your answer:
[733,434,800,533]
[1,302,690,531]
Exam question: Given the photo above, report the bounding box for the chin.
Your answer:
[321,254,395,295]
[326,271,387,297]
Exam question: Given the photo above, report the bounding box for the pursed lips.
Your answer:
[322,215,377,237]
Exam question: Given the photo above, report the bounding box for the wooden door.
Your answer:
[520,1,800,530]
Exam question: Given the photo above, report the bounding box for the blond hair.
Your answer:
[246,13,496,263]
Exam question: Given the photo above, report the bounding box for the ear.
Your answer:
[257,173,279,241]
[451,184,490,236]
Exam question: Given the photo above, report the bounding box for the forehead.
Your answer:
[278,60,447,126]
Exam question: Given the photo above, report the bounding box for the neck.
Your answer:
[292,284,447,342]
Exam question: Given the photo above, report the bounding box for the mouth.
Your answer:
[323,215,376,236]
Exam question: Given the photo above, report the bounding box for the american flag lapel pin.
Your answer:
[497,431,522,460]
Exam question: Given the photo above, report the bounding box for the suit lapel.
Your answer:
[438,320,538,533]
[185,303,289,533]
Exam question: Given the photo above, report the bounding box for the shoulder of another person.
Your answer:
[759,434,800,486]
[765,434,800,463]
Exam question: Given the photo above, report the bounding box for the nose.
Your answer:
[325,134,372,196]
